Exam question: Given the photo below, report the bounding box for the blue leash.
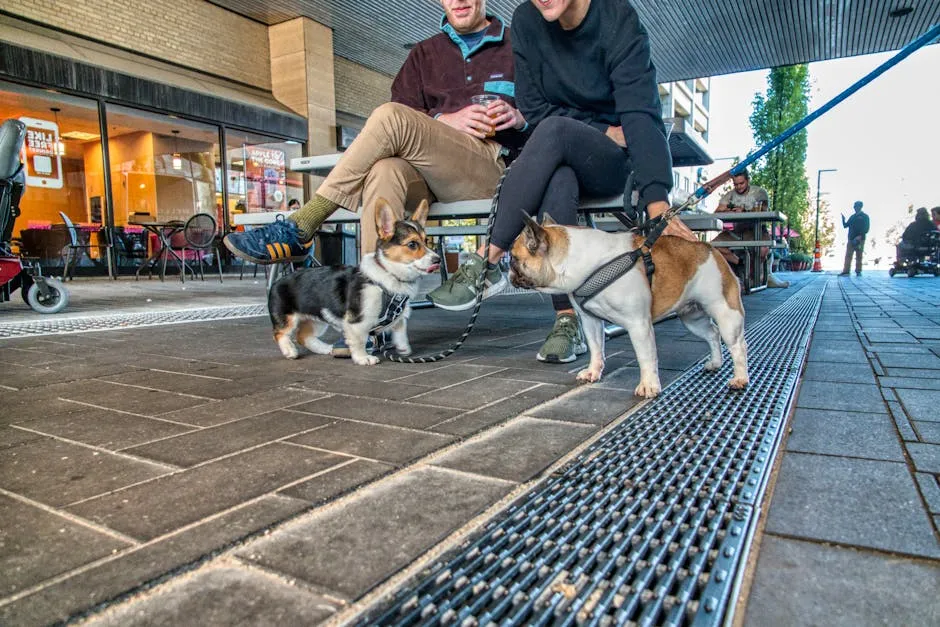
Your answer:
[688,22,940,205]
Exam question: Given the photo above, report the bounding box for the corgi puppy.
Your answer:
[268,198,440,365]
[509,214,748,398]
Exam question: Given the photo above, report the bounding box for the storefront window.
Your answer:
[0,81,108,274]
[225,130,303,227]
[105,105,221,226]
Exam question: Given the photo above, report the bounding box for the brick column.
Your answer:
[269,17,336,155]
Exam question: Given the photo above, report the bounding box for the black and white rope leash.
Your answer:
[381,164,512,363]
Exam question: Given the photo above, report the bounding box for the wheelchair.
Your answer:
[889,230,940,278]
[0,119,70,313]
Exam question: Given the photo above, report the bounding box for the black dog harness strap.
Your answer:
[370,289,409,333]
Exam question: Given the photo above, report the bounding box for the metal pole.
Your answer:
[813,168,837,272]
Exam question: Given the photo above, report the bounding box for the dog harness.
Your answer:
[370,289,410,333]
[572,213,668,308]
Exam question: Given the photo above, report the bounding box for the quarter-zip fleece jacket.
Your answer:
[391,15,527,161]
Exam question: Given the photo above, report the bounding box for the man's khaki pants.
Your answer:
[317,102,505,253]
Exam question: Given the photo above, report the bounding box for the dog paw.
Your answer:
[353,355,380,366]
[727,376,749,390]
[576,368,602,384]
[634,380,661,398]
[704,359,722,372]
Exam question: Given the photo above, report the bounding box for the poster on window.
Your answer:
[19,116,63,189]
[244,146,286,211]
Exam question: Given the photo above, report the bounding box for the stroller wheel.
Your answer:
[26,278,69,314]
[907,267,918,278]
[888,268,896,277]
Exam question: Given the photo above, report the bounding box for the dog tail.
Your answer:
[267,278,295,329]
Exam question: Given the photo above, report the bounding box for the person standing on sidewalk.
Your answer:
[428,0,696,363]
[840,201,870,276]
[224,0,527,264]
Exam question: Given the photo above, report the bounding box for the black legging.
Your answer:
[490,117,628,310]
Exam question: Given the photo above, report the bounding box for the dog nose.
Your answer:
[430,252,441,264]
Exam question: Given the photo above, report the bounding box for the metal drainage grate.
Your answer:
[366,282,825,626]
[0,304,267,339]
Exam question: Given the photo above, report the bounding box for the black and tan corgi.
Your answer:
[268,198,440,365]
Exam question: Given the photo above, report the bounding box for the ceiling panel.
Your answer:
[209,0,940,80]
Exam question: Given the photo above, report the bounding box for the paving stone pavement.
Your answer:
[1,272,937,626]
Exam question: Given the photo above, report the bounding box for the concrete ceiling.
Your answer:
[208,0,940,80]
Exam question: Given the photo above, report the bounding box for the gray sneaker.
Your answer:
[537,313,588,363]
[427,252,508,312]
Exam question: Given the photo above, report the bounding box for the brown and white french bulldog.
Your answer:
[509,214,749,398]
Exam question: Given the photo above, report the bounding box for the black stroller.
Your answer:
[0,119,70,313]
[889,230,940,278]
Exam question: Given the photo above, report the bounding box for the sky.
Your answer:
[702,42,940,265]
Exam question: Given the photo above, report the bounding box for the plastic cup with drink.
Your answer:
[471,94,499,137]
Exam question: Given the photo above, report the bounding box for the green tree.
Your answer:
[748,65,811,252]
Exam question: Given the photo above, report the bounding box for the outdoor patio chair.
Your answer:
[174,213,223,282]
[58,211,113,279]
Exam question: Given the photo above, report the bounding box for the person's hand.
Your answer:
[648,200,696,242]
[606,125,627,147]
[486,99,526,131]
[437,105,496,139]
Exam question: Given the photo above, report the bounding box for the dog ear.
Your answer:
[541,212,558,227]
[411,199,429,227]
[521,211,547,255]
[375,198,397,240]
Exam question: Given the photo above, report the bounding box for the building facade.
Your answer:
[0,2,711,276]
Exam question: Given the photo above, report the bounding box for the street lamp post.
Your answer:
[813,168,837,272]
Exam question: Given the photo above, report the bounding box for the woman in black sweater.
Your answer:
[430,0,690,363]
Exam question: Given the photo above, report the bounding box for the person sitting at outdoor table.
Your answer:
[427,0,697,363]
[711,169,789,288]
[931,206,940,228]
[223,0,527,269]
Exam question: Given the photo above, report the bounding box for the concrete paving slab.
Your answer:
[278,459,394,505]
[914,473,940,515]
[67,444,347,540]
[876,351,940,368]
[879,375,940,390]
[0,437,170,507]
[431,416,596,482]
[802,361,876,384]
[806,341,867,363]
[895,388,940,423]
[124,410,334,467]
[12,405,196,451]
[290,394,462,430]
[795,380,886,413]
[408,374,542,410]
[913,421,940,443]
[906,442,940,473]
[429,382,570,437]
[0,495,309,626]
[153,386,330,428]
[786,408,904,461]
[287,420,455,465]
[237,466,511,600]
[766,453,940,558]
[529,385,642,425]
[884,366,940,380]
[89,565,338,626]
[0,493,130,595]
[745,536,940,627]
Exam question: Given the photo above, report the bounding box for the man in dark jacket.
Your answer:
[224,0,527,265]
[840,200,870,276]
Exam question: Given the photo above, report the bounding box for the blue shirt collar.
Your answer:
[440,15,505,59]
